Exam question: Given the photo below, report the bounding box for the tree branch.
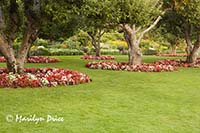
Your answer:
[137,15,162,44]
[135,26,141,33]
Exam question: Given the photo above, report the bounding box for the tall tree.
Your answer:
[112,0,163,65]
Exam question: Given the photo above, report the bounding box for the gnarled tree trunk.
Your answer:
[0,0,41,74]
[16,24,38,73]
[0,26,38,73]
[123,26,142,65]
[121,16,162,65]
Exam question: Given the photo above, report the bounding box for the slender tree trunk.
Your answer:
[88,29,105,57]
[171,45,176,54]
[91,37,100,56]
[95,47,101,56]
[89,34,101,57]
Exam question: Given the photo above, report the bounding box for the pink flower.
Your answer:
[81,55,115,60]
[86,62,177,72]
[0,68,91,88]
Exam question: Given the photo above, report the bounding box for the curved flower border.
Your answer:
[0,68,91,88]
[81,55,115,60]
[0,56,60,63]
[86,62,176,72]
[156,54,187,57]
[155,59,200,67]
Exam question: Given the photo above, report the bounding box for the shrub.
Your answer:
[81,55,115,60]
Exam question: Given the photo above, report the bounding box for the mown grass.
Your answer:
[0,55,200,133]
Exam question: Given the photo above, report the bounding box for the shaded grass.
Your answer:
[0,55,200,133]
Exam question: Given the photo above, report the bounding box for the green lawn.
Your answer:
[0,55,200,133]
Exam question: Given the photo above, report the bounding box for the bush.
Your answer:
[30,47,50,56]
[49,48,84,56]
[34,38,49,48]
[89,49,120,55]
[143,49,158,55]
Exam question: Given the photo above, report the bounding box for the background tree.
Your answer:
[80,0,113,56]
[165,0,200,63]
[150,10,184,54]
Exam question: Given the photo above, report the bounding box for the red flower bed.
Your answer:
[27,56,60,63]
[0,56,60,63]
[85,62,176,72]
[156,53,187,57]
[81,55,115,60]
[0,57,6,62]
[155,59,200,67]
[0,68,91,88]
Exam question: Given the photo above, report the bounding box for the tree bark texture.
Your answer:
[185,25,200,63]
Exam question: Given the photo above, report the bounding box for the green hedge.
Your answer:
[30,48,84,56]
[30,48,121,56]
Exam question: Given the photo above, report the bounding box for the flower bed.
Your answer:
[81,55,115,60]
[0,57,6,62]
[0,68,91,88]
[0,56,60,63]
[27,56,60,63]
[154,59,200,67]
[156,53,187,57]
[86,62,176,72]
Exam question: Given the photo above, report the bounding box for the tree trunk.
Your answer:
[186,52,198,63]
[16,25,38,73]
[90,34,101,57]
[124,31,131,63]
[184,26,200,63]
[95,47,101,57]
[129,47,142,65]
[171,45,176,54]
[0,34,18,73]
[0,24,38,73]
[186,35,200,63]
[123,24,142,65]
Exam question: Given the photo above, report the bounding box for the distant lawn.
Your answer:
[0,55,200,133]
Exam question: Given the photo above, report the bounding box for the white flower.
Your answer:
[40,78,49,86]
[27,73,37,80]
[61,76,67,81]
[7,73,18,81]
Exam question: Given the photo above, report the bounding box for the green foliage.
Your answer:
[111,0,162,27]
[62,38,81,49]
[49,48,84,56]
[33,38,49,47]
[30,47,84,56]
[101,32,124,43]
